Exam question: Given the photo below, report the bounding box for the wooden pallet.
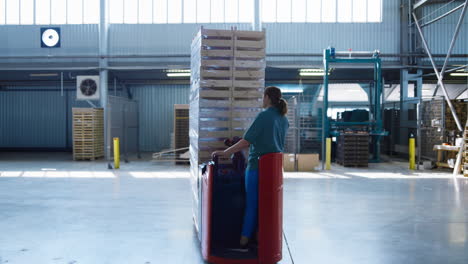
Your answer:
[174,104,190,164]
[190,28,265,166]
[336,132,369,167]
[72,108,104,161]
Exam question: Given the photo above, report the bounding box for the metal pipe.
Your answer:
[416,0,456,22]
[252,0,261,30]
[420,3,465,28]
[321,56,329,170]
[100,0,110,160]
[413,0,431,9]
[424,64,468,77]
[432,1,468,96]
[60,72,64,96]
[0,53,466,60]
[412,12,464,131]
[417,100,422,170]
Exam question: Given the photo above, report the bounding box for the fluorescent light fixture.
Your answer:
[299,72,325,76]
[167,72,191,77]
[450,73,468,77]
[29,73,59,77]
[280,88,304,93]
[298,68,330,77]
[166,69,191,77]
[167,69,190,73]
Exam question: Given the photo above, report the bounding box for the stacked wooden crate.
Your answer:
[336,132,369,167]
[445,100,467,131]
[464,125,468,177]
[284,96,298,154]
[72,108,104,160]
[190,27,265,170]
[174,104,190,164]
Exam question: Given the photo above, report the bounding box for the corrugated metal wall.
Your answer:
[110,23,251,55]
[265,0,400,56]
[0,24,99,64]
[0,88,67,148]
[0,86,89,149]
[0,84,190,151]
[421,2,468,55]
[0,0,403,60]
[131,84,189,152]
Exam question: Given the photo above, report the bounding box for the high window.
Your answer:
[262,0,382,23]
[0,0,381,25]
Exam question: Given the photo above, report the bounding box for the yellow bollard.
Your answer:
[113,137,120,169]
[409,136,415,170]
[326,137,332,170]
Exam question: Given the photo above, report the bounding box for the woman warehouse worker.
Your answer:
[212,86,289,248]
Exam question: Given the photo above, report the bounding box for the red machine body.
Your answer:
[198,153,283,264]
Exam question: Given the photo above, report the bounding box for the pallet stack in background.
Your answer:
[174,104,190,164]
[464,124,468,177]
[445,100,468,132]
[336,132,369,167]
[382,109,400,155]
[189,27,266,169]
[284,97,298,154]
[72,108,104,160]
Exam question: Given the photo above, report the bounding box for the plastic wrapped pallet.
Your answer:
[190,27,266,194]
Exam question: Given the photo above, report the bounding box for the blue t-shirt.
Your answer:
[243,107,289,170]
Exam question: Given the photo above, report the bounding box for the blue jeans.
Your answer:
[241,169,259,238]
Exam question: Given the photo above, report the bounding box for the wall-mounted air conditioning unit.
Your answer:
[77,76,100,100]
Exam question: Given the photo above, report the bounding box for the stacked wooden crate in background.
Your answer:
[174,104,190,164]
[464,124,468,177]
[336,132,369,167]
[190,27,266,170]
[72,108,104,160]
[445,100,467,131]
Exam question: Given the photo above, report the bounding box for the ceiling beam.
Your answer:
[413,0,432,10]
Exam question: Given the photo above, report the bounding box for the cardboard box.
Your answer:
[297,154,319,171]
[283,153,296,172]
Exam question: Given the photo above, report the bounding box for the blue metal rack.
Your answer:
[321,47,387,169]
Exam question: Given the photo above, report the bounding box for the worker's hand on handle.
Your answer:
[211,139,250,159]
[212,150,228,158]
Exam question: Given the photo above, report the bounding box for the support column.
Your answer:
[252,0,261,30]
[100,0,110,159]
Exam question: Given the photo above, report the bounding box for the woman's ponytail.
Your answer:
[278,98,288,116]
[264,86,288,116]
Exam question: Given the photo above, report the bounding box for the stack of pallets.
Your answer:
[464,125,468,177]
[445,100,467,131]
[190,27,266,168]
[174,104,190,164]
[336,132,369,167]
[72,108,104,160]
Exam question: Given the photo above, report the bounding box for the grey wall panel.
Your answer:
[0,83,189,152]
[131,84,189,152]
[109,23,251,55]
[420,2,468,55]
[0,87,68,148]
[0,85,97,149]
[0,24,99,64]
[265,0,400,56]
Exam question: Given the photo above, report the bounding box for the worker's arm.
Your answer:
[212,139,250,158]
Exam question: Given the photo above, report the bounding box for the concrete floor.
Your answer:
[0,152,467,264]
